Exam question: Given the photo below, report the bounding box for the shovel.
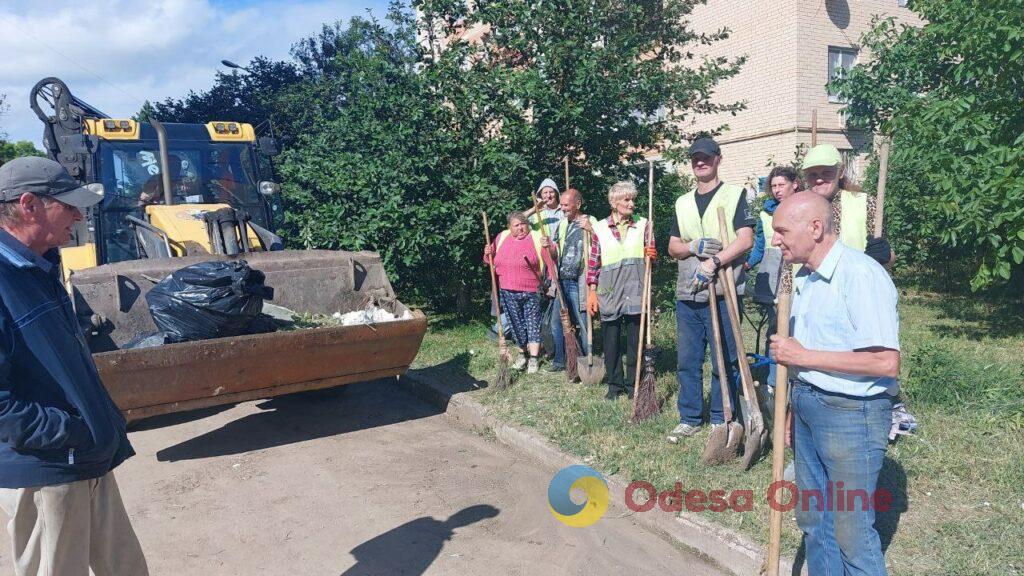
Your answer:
[700,275,743,466]
[717,207,768,469]
[577,229,605,385]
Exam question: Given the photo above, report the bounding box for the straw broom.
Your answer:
[631,159,659,422]
[482,212,511,390]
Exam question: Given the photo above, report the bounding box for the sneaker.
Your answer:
[527,357,539,374]
[512,355,527,371]
[666,423,701,443]
[545,364,565,373]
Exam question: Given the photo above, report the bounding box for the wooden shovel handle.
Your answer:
[633,254,651,397]
[707,277,733,422]
[482,212,505,343]
[715,208,758,403]
[765,285,793,576]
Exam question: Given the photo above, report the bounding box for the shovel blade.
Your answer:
[700,422,744,466]
[578,356,605,386]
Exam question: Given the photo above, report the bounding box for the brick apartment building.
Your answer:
[420,1,921,191]
[679,0,921,190]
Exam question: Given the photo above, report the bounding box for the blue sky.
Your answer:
[0,0,392,145]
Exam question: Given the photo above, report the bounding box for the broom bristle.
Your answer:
[631,349,659,422]
[560,309,579,382]
[493,344,512,390]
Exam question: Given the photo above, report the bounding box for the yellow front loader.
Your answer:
[31,77,425,421]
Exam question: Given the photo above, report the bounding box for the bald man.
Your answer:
[769,192,899,576]
[547,188,595,370]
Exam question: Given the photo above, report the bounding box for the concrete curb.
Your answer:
[398,370,798,576]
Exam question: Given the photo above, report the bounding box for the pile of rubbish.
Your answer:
[125,260,412,349]
[333,307,413,326]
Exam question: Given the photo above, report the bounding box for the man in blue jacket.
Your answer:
[0,157,147,575]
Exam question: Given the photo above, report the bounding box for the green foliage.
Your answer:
[139,57,302,130]
[0,140,45,164]
[137,1,742,308]
[831,0,1024,290]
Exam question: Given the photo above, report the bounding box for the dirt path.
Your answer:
[0,381,726,575]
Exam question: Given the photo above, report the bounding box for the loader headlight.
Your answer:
[259,181,281,196]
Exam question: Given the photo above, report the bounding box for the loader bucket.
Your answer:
[70,250,427,421]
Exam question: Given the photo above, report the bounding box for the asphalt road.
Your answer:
[0,380,726,575]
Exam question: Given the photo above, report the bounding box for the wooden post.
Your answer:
[811,109,818,146]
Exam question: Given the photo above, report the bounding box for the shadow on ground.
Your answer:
[917,293,1024,340]
[154,379,442,462]
[790,456,908,574]
[339,504,500,576]
[410,352,489,396]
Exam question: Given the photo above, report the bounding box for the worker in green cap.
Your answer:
[801,144,894,267]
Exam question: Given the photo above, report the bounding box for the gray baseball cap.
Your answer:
[0,156,104,209]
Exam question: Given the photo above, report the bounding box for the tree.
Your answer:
[832,0,1024,290]
[0,141,45,164]
[417,0,744,196]
[140,57,302,134]
[132,1,744,309]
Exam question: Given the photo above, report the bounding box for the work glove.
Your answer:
[688,237,723,259]
[687,258,719,294]
[644,246,658,260]
[865,236,892,265]
[587,287,600,316]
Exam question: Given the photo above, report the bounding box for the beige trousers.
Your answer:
[0,472,148,576]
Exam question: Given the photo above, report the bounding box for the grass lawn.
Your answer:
[412,279,1023,576]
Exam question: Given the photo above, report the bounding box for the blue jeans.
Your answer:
[792,382,893,576]
[551,279,589,367]
[675,298,742,426]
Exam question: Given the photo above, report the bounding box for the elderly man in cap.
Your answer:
[0,157,148,575]
[770,192,899,576]
[666,137,755,441]
[801,144,894,266]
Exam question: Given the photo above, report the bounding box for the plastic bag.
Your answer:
[123,331,170,350]
[145,260,275,343]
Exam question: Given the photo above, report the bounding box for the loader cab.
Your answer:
[69,121,282,266]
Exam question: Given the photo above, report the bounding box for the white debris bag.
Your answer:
[333,306,413,326]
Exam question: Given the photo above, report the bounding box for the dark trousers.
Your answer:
[602,314,641,392]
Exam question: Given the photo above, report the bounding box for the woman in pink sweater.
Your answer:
[483,212,555,373]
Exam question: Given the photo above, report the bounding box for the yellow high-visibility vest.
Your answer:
[592,216,646,267]
[674,183,744,243]
[760,211,775,248]
[839,189,868,251]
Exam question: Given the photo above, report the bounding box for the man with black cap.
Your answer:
[666,138,755,442]
[0,157,148,575]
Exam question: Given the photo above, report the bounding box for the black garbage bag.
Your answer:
[145,260,275,343]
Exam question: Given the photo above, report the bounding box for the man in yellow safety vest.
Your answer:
[666,137,756,442]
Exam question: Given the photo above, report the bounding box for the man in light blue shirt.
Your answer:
[770,192,899,576]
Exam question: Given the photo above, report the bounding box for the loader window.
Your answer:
[96,142,268,263]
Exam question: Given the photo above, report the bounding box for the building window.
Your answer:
[827,46,858,103]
